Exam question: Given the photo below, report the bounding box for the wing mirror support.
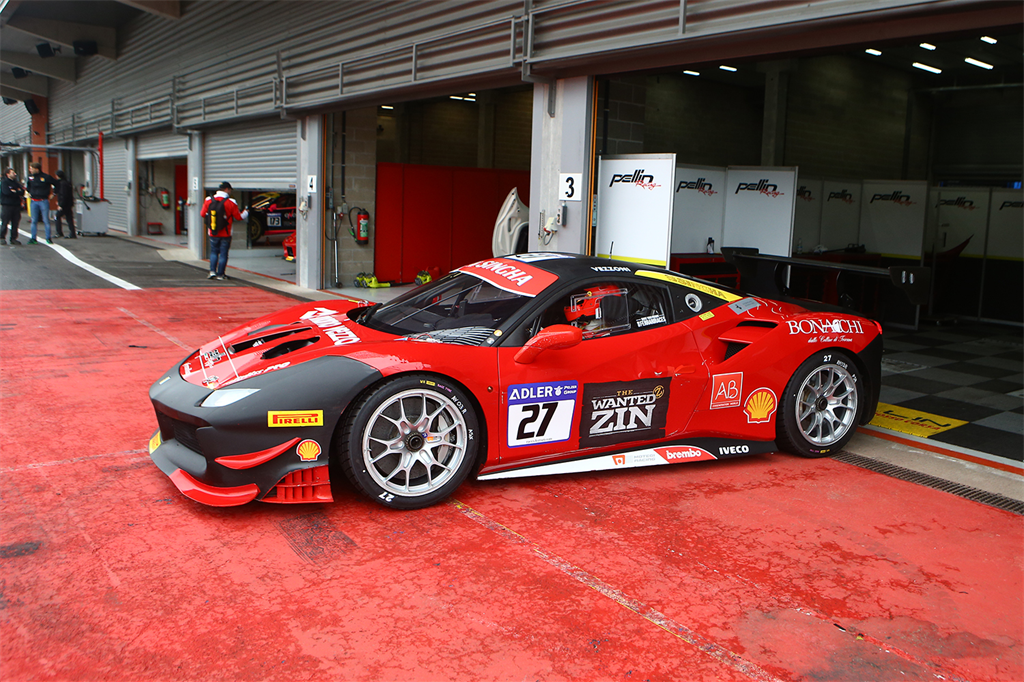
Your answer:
[514,324,583,364]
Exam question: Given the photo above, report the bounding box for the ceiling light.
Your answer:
[965,57,993,70]
[467,93,476,97]
[865,49,882,56]
[380,105,393,110]
[919,42,937,50]
[683,70,699,77]
[719,65,737,72]
[912,62,942,74]
[449,95,464,100]
[981,36,997,44]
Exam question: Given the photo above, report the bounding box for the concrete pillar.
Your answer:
[186,131,204,259]
[296,114,323,290]
[125,136,138,236]
[760,63,790,166]
[528,76,595,255]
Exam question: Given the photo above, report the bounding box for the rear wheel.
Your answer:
[248,214,266,243]
[778,350,862,458]
[340,374,478,509]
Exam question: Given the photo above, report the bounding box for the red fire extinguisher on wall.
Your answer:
[349,207,370,245]
[158,187,171,209]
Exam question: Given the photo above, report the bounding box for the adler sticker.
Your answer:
[296,439,322,461]
[743,389,777,424]
[457,258,558,297]
[268,410,324,427]
[507,381,577,447]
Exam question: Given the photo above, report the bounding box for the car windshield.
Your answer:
[355,272,534,343]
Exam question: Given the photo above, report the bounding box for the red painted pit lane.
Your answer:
[1,288,1021,681]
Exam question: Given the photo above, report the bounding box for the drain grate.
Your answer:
[832,452,1024,516]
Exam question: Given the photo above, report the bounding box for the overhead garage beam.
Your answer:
[0,50,76,82]
[0,84,35,102]
[116,1,181,20]
[4,16,116,60]
[0,71,48,97]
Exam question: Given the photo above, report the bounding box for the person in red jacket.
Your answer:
[200,181,248,280]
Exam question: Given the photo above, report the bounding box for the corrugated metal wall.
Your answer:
[136,130,189,159]
[204,118,298,190]
[45,0,982,141]
[102,137,129,230]
[0,103,32,145]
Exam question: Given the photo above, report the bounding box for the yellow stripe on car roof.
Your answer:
[636,270,741,302]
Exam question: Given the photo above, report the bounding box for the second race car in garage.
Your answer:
[148,253,882,509]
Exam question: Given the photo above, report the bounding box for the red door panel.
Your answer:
[374,163,405,283]
[400,164,453,283]
[451,168,499,269]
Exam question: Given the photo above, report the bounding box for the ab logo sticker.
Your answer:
[711,373,743,409]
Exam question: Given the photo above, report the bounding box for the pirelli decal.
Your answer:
[268,410,324,427]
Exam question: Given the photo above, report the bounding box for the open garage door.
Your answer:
[204,118,298,191]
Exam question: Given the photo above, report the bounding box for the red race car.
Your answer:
[148,253,882,509]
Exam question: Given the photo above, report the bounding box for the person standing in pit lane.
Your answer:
[200,181,248,280]
[25,161,57,245]
[54,170,77,239]
[1,167,24,245]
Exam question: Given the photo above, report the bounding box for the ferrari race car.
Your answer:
[148,253,882,509]
[247,192,296,243]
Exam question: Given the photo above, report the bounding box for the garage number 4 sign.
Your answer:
[508,381,578,447]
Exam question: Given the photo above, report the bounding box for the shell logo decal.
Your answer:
[743,388,777,424]
[296,439,322,461]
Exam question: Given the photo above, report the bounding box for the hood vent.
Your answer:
[261,335,321,360]
[231,327,312,354]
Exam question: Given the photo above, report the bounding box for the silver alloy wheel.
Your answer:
[362,388,468,498]
[795,362,859,446]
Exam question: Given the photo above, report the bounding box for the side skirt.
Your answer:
[477,438,777,481]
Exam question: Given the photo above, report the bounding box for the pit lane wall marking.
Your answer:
[46,242,142,290]
[870,402,967,438]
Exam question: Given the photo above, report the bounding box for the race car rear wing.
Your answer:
[721,247,931,308]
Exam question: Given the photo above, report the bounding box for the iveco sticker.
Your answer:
[710,372,743,410]
[685,293,702,312]
[296,439,322,461]
[743,389,777,424]
[268,410,324,427]
[507,381,578,448]
[580,379,670,448]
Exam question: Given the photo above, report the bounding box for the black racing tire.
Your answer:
[777,349,863,458]
[338,374,479,509]
[248,214,266,243]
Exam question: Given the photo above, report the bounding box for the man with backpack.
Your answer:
[200,181,248,280]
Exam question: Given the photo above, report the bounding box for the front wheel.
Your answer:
[777,350,863,458]
[248,215,266,243]
[339,374,479,509]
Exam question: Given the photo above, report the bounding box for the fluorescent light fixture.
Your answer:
[965,57,993,69]
[683,70,700,76]
[449,95,464,100]
[380,105,394,110]
[919,42,937,50]
[981,36,997,44]
[912,62,942,74]
[719,65,737,72]
[865,48,882,56]
[467,93,476,97]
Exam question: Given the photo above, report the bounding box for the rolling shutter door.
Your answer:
[137,130,189,159]
[102,137,129,230]
[204,118,298,191]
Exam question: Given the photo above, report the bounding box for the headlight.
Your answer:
[201,388,260,408]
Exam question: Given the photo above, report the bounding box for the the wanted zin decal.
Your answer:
[580,379,670,448]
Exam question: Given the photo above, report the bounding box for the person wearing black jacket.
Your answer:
[1,167,24,245]
[54,170,77,239]
[26,161,56,245]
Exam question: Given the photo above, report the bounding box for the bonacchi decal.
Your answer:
[580,379,670,448]
[743,388,777,424]
[710,372,743,409]
[296,439,322,461]
[507,381,578,448]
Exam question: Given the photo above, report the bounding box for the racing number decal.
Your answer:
[508,381,578,447]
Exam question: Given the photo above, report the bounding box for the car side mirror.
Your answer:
[514,324,583,364]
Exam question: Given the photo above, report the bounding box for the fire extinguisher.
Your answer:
[349,206,369,245]
[158,187,171,209]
